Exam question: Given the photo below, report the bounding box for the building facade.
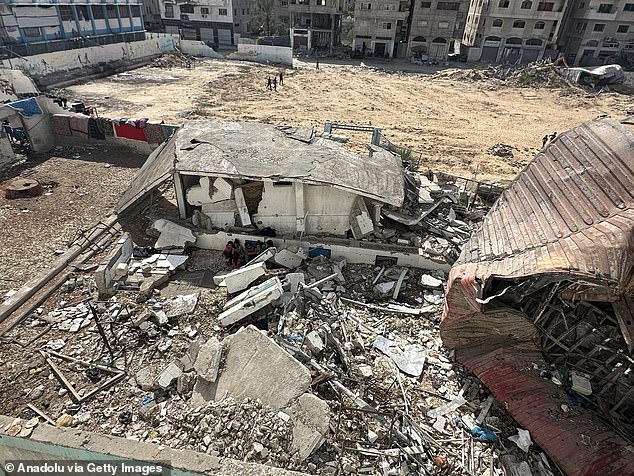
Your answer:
[160,0,234,46]
[352,0,411,58]
[460,0,568,63]
[0,1,145,57]
[287,0,344,52]
[143,0,164,31]
[559,0,634,66]
[408,0,469,60]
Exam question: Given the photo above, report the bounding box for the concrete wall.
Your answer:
[180,40,224,58]
[196,229,451,271]
[0,415,307,476]
[235,44,293,65]
[1,35,180,87]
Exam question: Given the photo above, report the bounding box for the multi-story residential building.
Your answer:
[0,1,145,57]
[287,0,345,52]
[460,0,568,63]
[408,0,469,60]
[352,0,411,58]
[143,0,164,31]
[559,0,634,65]
[160,0,234,47]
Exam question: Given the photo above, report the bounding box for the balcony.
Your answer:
[354,8,409,19]
[287,0,342,14]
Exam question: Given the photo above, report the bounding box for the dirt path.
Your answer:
[62,59,630,181]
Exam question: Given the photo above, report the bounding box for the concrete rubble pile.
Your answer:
[432,60,579,90]
[151,51,199,69]
[0,222,561,475]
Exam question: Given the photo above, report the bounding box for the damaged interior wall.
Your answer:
[441,117,634,476]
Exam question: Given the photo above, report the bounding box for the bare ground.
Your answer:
[61,58,632,181]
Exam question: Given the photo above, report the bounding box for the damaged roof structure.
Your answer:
[441,118,634,476]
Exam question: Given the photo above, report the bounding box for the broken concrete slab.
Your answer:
[210,177,233,203]
[305,331,325,356]
[137,272,170,301]
[274,249,303,269]
[286,393,330,461]
[95,233,133,299]
[214,262,267,294]
[191,325,311,409]
[249,247,276,265]
[163,293,199,318]
[420,274,443,289]
[153,219,196,250]
[218,278,284,327]
[193,337,223,383]
[157,362,183,389]
[177,372,196,394]
[349,196,374,239]
[285,273,305,294]
[234,187,252,226]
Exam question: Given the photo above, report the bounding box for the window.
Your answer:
[106,5,119,18]
[131,5,141,17]
[513,20,525,28]
[492,18,503,27]
[576,21,587,30]
[625,3,634,10]
[219,8,228,15]
[421,1,431,7]
[521,0,532,8]
[92,6,105,19]
[181,5,194,14]
[22,27,41,38]
[593,23,605,31]
[498,0,510,7]
[534,21,545,29]
[165,5,174,17]
[537,2,554,10]
[382,22,392,29]
[361,2,372,9]
[201,7,210,14]
[437,2,459,9]
[526,38,542,45]
[438,21,449,28]
[417,20,428,26]
[597,3,614,12]
[76,5,89,20]
[617,24,629,33]
[281,0,288,5]
[383,3,395,9]
[59,5,73,21]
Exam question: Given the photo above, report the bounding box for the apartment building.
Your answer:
[160,0,234,46]
[559,0,634,65]
[352,0,411,58]
[460,0,568,63]
[408,0,469,60]
[0,1,145,57]
[287,0,345,52]
[143,0,164,31]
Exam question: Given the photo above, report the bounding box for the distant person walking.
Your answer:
[267,76,272,90]
[316,60,319,70]
[272,76,277,91]
[279,71,284,86]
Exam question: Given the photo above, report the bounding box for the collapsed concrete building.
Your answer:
[441,118,634,476]
[118,120,474,270]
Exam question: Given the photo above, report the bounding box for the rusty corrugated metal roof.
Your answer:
[458,118,634,292]
[441,118,634,476]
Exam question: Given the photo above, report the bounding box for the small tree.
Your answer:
[255,0,275,36]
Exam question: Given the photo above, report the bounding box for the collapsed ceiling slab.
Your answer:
[441,118,634,476]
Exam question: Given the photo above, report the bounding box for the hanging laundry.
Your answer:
[114,123,146,141]
[6,97,42,117]
[69,114,89,136]
[51,114,72,136]
[95,117,114,137]
[88,118,105,140]
[143,122,165,144]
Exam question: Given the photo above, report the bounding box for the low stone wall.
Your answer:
[234,44,293,66]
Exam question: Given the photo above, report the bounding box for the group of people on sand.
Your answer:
[266,71,284,91]
[223,238,275,269]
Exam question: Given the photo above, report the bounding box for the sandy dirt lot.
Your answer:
[61,58,632,181]
[0,147,145,295]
